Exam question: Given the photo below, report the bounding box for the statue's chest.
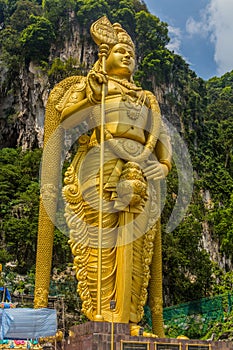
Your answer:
[106,81,148,127]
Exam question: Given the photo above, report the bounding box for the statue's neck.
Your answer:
[109,75,130,81]
[109,76,141,91]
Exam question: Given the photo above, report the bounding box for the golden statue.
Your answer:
[34,17,172,337]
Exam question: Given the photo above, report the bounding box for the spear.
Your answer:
[90,16,117,320]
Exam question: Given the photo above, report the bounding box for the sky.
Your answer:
[144,0,233,80]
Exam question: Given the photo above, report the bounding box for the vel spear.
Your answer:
[90,16,118,320]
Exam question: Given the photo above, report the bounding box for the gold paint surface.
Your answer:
[35,17,172,337]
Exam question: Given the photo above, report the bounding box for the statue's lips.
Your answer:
[122,59,131,65]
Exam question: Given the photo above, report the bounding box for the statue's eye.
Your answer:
[116,48,125,54]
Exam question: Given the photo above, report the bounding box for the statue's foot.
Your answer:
[176,335,189,340]
[142,331,158,338]
[130,325,142,336]
[130,325,158,338]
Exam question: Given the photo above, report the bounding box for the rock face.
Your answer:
[202,220,232,271]
[0,62,48,149]
[18,63,49,149]
[0,19,97,150]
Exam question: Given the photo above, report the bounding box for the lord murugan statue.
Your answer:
[34,16,172,337]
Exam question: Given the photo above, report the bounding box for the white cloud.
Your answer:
[186,16,209,37]
[186,0,233,76]
[167,26,182,54]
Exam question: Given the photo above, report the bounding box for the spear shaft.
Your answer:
[94,43,109,321]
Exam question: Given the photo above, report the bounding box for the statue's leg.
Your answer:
[71,151,122,321]
[130,235,144,322]
[114,212,134,323]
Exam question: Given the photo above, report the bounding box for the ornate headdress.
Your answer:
[90,16,135,51]
[112,22,135,50]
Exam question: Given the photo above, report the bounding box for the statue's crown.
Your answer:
[112,22,135,49]
[91,16,135,51]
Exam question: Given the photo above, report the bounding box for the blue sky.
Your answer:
[144,0,233,80]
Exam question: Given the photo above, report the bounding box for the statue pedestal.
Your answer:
[65,321,233,350]
[65,322,129,350]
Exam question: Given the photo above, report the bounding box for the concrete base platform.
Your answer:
[65,321,233,350]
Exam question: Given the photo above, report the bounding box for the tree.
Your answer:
[9,0,42,31]
[20,15,55,62]
[0,0,18,22]
[210,194,233,257]
[135,48,174,89]
[162,203,213,305]
[42,0,75,31]
[0,149,40,272]
[110,6,136,39]
[76,0,111,28]
[107,0,148,13]
[0,148,73,273]
[135,11,169,60]
[0,0,6,23]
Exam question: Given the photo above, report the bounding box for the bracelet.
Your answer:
[159,159,172,172]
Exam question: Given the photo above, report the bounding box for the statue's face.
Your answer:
[106,43,135,79]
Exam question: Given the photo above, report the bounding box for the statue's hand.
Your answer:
[143,160,168,180]
[88,70,108,101]
[132,147,151,163]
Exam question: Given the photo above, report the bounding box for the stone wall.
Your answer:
[65,322,233,350]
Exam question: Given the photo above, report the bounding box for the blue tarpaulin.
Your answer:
[0,308,57,339]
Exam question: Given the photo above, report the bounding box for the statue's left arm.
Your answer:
[143,92,172,180]
[155,121,172,174]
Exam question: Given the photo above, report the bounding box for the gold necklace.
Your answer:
[109,77,142,91]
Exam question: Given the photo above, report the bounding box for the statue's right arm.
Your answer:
[60,70,106,129]
[61,97,94,129]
